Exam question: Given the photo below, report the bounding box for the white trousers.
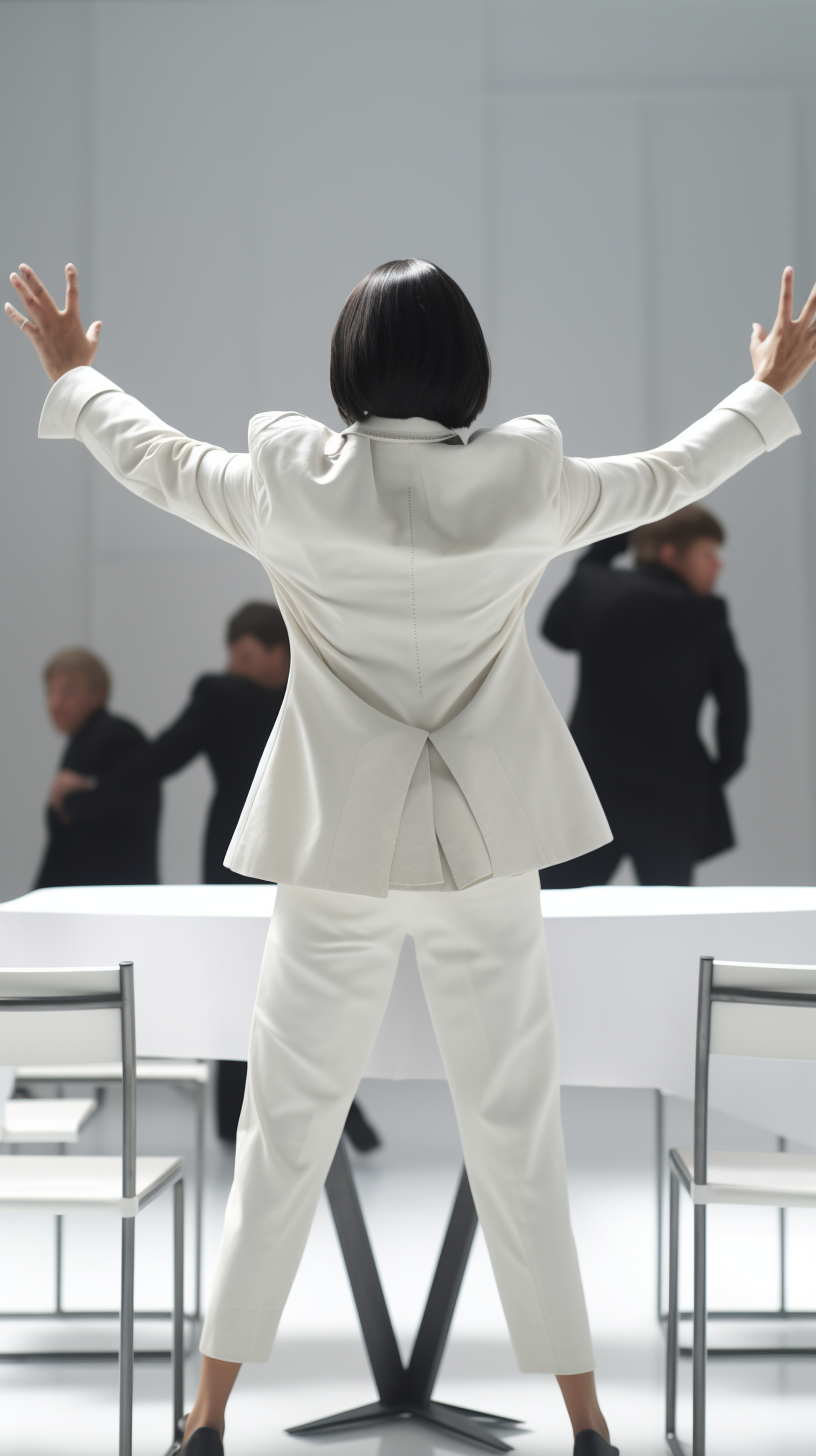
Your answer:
[199,871,594,1374]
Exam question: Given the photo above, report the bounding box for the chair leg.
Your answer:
[656,1091,664,1321]
[195,1083,204,1323]
[692,1203,707,1456]
[54,1214,63,1313]
[55,1140,66,1313]
[172,1180,185,1438]
[119,1217,136,1456]
[665,1170,680,1446]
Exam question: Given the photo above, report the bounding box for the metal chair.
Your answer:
[666,956,816,1456]
[14,1057,208,1320]
[1,1088,100,1323]
[0,962,184,1456]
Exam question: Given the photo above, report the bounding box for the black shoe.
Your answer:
[344,1099,382,1153]
[182,1429,224,1455]
[175,1421,224,1456]
[574,1433,618,1456]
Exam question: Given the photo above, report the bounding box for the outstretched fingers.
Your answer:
[10,269,43,318]
[778,265,795,325]
[6,262,98,380]
[4,299,40,337]
[64,263,80,314]
[18,263,57,314]
[797,276,816,330]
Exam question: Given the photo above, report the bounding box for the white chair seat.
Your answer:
[0,1154,182,1215]
[1,1097,97,1143]
[134,1060,209,1083]
[14,1059,209,1084]
[673,1147,816,1207]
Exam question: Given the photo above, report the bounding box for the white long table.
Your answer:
[2,883,816,1145]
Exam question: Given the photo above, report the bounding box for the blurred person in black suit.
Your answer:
[36,647,159,888]
[53,603,292,889]
[539,505,748,888]
[53,603,381,1151]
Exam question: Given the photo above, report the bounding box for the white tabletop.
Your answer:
[3,883,816,1144]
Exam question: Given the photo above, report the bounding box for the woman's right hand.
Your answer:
[5,263,101,383]
[750,266,816,396]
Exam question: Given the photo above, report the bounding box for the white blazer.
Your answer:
[40,368,798,897]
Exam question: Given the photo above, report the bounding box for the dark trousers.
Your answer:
[217,1060,249,1140]
[214,867,262,1140]
[540,837,694,889]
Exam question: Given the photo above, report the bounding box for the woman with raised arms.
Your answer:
[7,255,816,1454]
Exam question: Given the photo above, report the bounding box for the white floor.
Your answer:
[2,1078,816,1455]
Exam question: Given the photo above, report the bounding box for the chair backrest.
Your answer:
[693,956,816,1185]
[0,963,137,1197]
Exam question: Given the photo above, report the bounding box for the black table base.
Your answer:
[287,1141,523,1453]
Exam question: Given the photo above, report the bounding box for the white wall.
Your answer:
[2,0,816,895]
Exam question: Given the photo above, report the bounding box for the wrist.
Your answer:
[47,358,88,385]
[752,368,786,396]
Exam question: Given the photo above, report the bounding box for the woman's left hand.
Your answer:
[5,263,101,383]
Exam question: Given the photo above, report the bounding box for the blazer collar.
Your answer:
[342,416,470,444]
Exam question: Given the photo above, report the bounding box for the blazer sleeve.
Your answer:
[709,603,750,784]
[39,367,259,555]
[554,380,800,554]
[64,682,212,823]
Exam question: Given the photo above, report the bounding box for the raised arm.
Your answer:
[5,264,258,553]
[555,266,816,552]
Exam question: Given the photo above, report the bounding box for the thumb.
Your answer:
[86,319,102,345]
[751,322,768,344]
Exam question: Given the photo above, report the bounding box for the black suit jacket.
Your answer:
[36,708,160,888]
[542,536,749,863]
[65,675,286,884]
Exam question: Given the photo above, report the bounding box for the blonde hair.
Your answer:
[43,648,111,700]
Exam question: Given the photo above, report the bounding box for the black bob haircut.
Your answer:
[330,259,491,430]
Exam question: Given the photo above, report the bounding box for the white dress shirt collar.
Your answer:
[342,415,470,444]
